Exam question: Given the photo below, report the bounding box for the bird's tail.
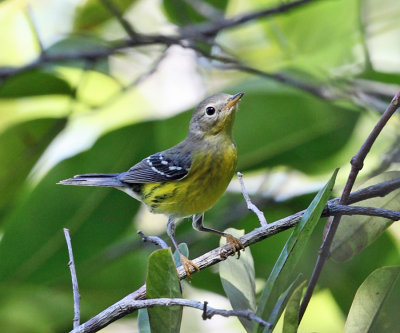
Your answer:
[57,173,124,187]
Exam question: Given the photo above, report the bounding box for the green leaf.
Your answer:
[146,249,183,333]
[255,169,338,332]
[233,0,359,77]
[74,0,138,31]
[232,79,360,174]
[0,70,73,98]
[219,228,256,333]
[331,171,400,262]
[282,280,307,333]
[173,243,189,267]
[0,118,66,220]
[344,266,400,333]
[264,275,304,333]
[138,308,151,333]
[162,0,228,26]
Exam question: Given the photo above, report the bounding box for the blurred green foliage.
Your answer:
[0,0,399,332]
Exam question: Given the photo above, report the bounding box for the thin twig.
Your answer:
[326,203,400,221]
[237,172,268,227]
[217,61,334,100]
[64,228,81,329]
[137,230,168,249]
[68,176,400,333]
[299,90,400,321]
[70,297,270,332]
[99,0,138,41]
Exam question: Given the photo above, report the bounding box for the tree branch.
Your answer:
[64,228,81,329]
[326,203,400,221]
[299,90,400,320]
[237,172,268,227]
[69,176,400,333]
[71,298,270,332]
[99,0,138,41]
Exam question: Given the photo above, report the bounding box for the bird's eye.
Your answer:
[206,106,216,116]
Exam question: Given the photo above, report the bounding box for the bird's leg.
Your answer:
[167,216,199,279]
[192,213,244,258]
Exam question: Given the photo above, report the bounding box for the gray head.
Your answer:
[189,92,244,137]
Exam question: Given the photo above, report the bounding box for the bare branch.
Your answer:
[71,297,270,333]
[64,228,81,329]
[345,177,400,204]
[216,61,335,100]
[326,203,400,221]
[299,90,400,321]
[99,0,138,41]
[237,172,268,227]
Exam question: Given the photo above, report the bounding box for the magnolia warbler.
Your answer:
[58,92,244,278]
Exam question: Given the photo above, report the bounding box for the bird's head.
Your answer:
[189,92,244,138]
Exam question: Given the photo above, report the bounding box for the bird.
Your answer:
[58,92,245,278]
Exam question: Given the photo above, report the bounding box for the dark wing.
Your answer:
[119,150,191,184]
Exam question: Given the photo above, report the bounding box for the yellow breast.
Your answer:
[141,143,237,217]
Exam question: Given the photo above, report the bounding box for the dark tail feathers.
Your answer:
[57,173,124,187]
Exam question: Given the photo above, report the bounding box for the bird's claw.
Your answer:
[180,254,199,280]
[225,234,245,259]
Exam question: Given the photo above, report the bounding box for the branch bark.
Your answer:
[74,297,270,332]
[237,172,268,227]
[64,228,81,329]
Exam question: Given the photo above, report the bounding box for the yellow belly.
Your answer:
[141,144,237,217]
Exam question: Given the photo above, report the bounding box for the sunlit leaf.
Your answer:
[344,266,400,333]
[231,0,360,76]
[74,0,138,31]
[146,249,182,333]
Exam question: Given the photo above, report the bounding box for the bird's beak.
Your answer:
[225,92,244,110]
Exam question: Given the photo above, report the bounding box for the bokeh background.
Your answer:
[0,0,399,332]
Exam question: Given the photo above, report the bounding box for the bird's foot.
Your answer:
[225,234,245,259]
[180,254,199,280]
